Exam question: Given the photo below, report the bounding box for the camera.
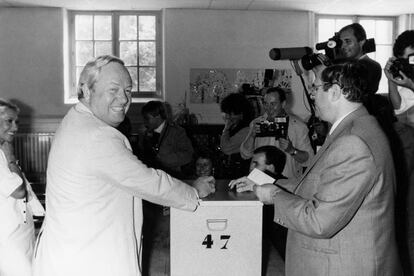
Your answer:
[256,116,289,138]
[389,54,414,79]
[269,33,376,71]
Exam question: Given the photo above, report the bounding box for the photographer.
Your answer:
[384,30,414,127]
[240,87,314,179]
[339,23,382,94]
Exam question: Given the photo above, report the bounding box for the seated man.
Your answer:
[249,146,288,261]
[139,100,194,178]
[240,87,314,179]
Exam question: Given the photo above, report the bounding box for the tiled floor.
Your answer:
[143,208,285,276]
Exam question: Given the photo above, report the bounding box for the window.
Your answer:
[316,15,395,93]
[65,11,162,104]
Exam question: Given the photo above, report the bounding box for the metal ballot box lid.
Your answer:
[184,179,262,206]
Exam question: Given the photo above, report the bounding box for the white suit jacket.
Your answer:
[32,103,199,276]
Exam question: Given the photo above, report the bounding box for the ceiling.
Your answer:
[0,0,413,16]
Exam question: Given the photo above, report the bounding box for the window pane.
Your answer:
[375,20,393,44]
[139,42,156,66]
[75,15,93,40]
[139,16,156,40]
[127,67,138,92]
[139,67,156,91]
[120,16,137,40]
[360,20,376,38]
[94,15,112,40]
[318,19,336,42]
[95,41,112,56]
[120,42,137,66]
[76,41,93,65]
[335,19,352,31]
[375,45,392,68]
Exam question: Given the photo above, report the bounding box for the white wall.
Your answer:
[164,9,314,123]
[0,7,70,129]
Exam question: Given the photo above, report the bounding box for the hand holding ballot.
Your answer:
[229,168,276,191]
[229,168,281,204]
[228,176,257,192]
[193,176,216,198]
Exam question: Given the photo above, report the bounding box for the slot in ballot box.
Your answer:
[171,179,263,276]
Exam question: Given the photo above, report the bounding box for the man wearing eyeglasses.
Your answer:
[231,61,401,275]
[240,87,314,179]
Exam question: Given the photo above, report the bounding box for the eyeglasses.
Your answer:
[309,83,325,94]
[310,82,342,93]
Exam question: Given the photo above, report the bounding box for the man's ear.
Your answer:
[266,164,275,174]
[329,84,342,102]
[82,84,92,102]
[359,39,366,51]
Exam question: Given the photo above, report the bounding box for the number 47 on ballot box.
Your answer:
[170,180,263,276]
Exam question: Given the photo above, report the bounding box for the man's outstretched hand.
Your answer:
[193,176,216,198]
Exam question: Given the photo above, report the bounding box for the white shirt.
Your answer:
[329,108,359,135]
[395,86,414,126]
[0,149,35,276]
[154,120,166,134]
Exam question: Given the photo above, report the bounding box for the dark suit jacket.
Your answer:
[359,55,382,94]
[140,122,193,176]
[273,107,401,276]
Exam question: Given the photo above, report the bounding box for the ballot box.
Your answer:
[171,180,263,276]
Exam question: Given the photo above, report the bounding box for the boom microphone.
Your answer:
[269,47,313,60]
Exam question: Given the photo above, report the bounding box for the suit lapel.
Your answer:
[294,106,368,193]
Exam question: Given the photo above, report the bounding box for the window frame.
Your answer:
[66,10,163,104]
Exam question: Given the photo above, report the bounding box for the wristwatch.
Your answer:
[290,149,298,156]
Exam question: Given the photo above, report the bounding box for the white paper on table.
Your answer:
[247,168,275,186]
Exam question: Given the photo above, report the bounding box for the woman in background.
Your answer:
[0,99,35,276]
[220,93,254,178]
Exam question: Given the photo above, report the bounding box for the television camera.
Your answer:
[269,33,376,70]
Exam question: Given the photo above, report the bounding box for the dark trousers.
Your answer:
[263,204,287,260]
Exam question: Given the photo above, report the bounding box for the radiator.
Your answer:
[13,133,54,180]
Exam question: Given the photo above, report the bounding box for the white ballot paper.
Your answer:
[247,168,276,186]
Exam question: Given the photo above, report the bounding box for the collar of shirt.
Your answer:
[154,120,166,134]
[329,108,358,135]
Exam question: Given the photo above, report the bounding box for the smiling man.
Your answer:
[32,55,215,276]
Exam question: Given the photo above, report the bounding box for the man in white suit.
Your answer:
[231,61,401,275]
[32,55,215,276]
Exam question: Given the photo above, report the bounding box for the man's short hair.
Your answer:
[321,61,368,103]
[265,87,287,103]
[0,98,19,116]
[393,30,414,57]
[253,145,286,174]
[77,55,125,100]
[339,23,367,42]
[141,101,167,120]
